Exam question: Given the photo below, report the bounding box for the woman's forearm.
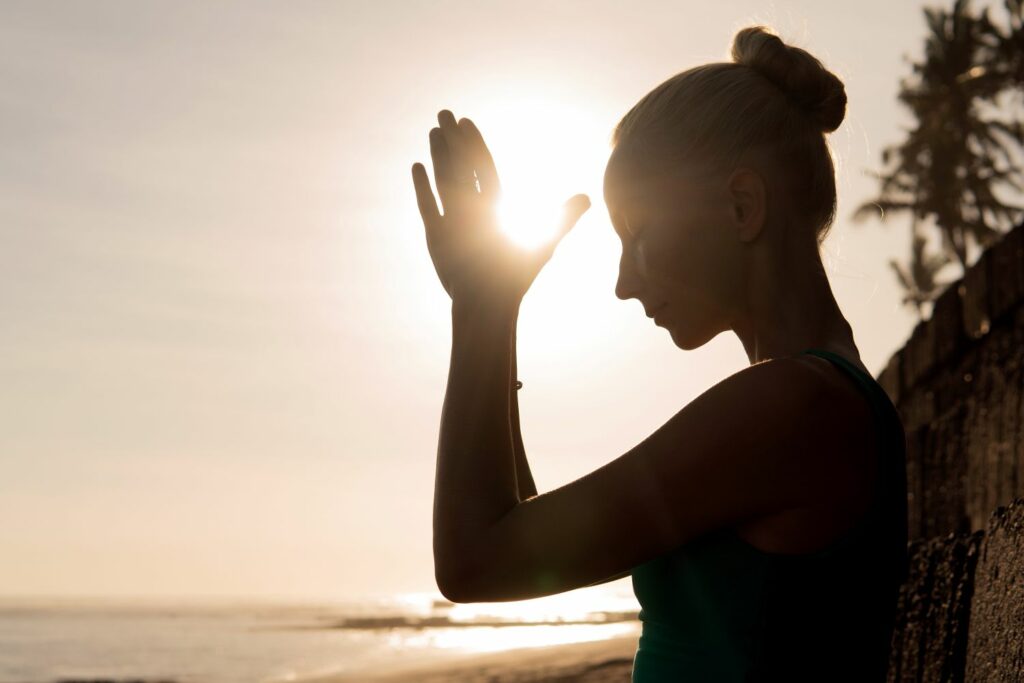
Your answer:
[434,298,522,588]
[510,323,538,500]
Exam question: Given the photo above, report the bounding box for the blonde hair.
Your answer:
[611,26,847,244]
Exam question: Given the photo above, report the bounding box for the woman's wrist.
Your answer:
[451,296,520,325]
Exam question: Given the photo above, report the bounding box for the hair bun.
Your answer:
[730,26,847,134]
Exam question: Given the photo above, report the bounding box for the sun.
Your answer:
[464,92,613,252]
[418,85,638,371]
[496,193,566,251]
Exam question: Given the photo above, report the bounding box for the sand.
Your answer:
[307,634,639,682]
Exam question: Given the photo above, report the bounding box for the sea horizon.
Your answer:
[0,584,641,683]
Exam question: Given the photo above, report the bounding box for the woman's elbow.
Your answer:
[435,568,477,604]
[434,552,466,600]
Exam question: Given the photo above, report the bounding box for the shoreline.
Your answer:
[303,633,639,682]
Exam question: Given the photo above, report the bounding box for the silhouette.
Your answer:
[854,0,1024,316]
[411,25,908,682]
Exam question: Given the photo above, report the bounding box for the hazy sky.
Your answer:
[1,0,956,601]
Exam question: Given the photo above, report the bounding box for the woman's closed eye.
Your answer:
[625,231,650,274]
[630,227,648,252]
[622,214,644,239]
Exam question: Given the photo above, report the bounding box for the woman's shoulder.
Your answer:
[718,348,874,422]
[717,352,882,549]
[680,353,876,492]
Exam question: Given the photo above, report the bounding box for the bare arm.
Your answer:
[433,299,522,596]
[512,317,621,585]
[417,110,598,602]
[510,321,538,501]
[436,352,862,603]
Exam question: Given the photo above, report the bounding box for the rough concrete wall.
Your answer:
[876,223,1024,541]
[887,530,983,683]
[964,498,1024,682]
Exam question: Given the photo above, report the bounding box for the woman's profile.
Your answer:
[410,24,909,682]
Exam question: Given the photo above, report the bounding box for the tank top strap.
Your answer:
[800,348,899,420]
[799,348,875,395]
[799,346,906,513]
[798,347,902,440]
[799,347,910,578]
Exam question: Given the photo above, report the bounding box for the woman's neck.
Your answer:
[731,240,857,366]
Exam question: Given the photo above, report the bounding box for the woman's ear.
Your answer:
[726,167,766,243]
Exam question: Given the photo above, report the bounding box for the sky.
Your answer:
[0,0,961,601]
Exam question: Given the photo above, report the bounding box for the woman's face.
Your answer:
[603,149,743,349]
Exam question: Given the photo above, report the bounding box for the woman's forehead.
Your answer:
[602,148,643,202]
[604,158,657,207]
[604,163,691,212]
[604,147,713,205]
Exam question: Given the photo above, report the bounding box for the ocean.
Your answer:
[0,584,640,683]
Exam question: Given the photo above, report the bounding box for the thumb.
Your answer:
[534,194,591,264]
[554,193,591,242]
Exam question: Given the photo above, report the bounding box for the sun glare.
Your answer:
[433,88,642,369]
[497,194,564,251]
[467,92,611,251]
[409,86,640,370]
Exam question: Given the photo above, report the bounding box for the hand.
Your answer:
[412,109,591,311]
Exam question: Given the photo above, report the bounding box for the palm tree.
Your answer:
[889,225,952,317]
[854,0,1023,317]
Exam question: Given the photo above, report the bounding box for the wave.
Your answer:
[313,609,640,630]
[53,679,181,683]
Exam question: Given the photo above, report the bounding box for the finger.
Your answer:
[558,194,591,237]
[438,109,460,136]
[411,162,441,228]
[541,194,591,257]
[458,117,501,202]
[437,110,477,196]
[430,127,459,215]
[530,194,589,268]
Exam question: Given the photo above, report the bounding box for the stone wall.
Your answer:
[880,222,1024,682]
[877,223,1024,540]
[888,501,1024,682]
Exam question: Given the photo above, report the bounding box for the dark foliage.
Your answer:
[854,0,1023,317]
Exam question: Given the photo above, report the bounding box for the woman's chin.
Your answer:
[664,321,720,351]
[670,334,704,351]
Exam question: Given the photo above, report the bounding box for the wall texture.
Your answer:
[881,222,1024,682]
[877,223,1024,541]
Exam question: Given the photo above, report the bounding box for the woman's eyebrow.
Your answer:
[609,195,645,236]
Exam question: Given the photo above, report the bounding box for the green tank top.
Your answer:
[630,348,909,682]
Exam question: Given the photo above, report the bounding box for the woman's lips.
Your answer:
[645,303,666,318]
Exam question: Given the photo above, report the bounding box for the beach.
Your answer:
[0,594,641,683]
[307,634,639,683]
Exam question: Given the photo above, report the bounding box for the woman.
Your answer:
[410,25,908,682]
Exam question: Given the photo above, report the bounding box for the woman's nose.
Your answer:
[615,254,644,301]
